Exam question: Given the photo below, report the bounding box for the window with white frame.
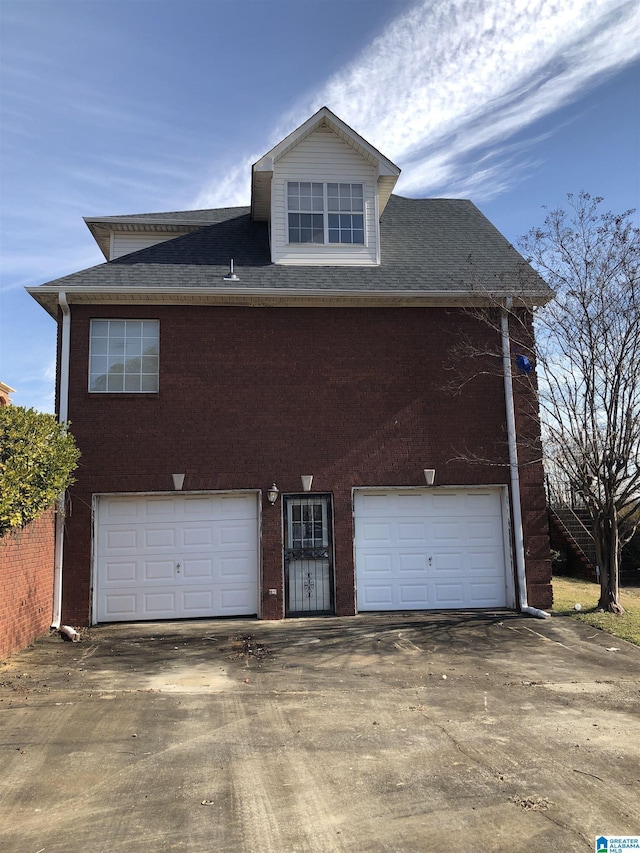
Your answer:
[89,319,159,392]
[287,182,364,245]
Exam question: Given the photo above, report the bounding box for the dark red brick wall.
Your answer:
[61,304,551,623]
[0,509,55,659]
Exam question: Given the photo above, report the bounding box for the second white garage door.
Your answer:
[94,492,259,623]
[354,488,511,611]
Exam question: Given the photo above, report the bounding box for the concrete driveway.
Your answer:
[1,612,639,853]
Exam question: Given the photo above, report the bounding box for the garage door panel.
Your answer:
[360,585,394,606]
[96,493,259,622]
[104,594,137,617]
[470,582,503,605]
[355,489,508,612]
[432,521,462,542]
[397,522,428,542]
[219,554,255,578]
[144,560,174,580]
[399,584,429,605]
[145,497,177,518]
[398,552,428,572]
[145,528,175,548]
[182,526,212,547]
[106,529,138,550]
[182,589,214,613]
[358,552,392,574]
[182,558,213,579]
[103,561,137,582]
[433,552,462,571]
[434,583,464,605]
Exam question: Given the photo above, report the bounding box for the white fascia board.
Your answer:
[26,284,553,314]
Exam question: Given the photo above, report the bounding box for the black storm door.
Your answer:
[284,495,334,616]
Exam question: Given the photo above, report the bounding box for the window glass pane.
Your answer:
[91,356,108,375]
[107,374,124,392]
[124,374,141,392]
[108,357,124,374]
[91,337,108,355]
[141,374,158,392]
[125,338,141,356]
[108,320,126,337]
[91,320,109,337]
[90,373,106,392]
[141,355,158,372]
[109,337,125,356]
[125,320,142,337]
[125,357,142,376]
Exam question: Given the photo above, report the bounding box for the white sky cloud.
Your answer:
[196,0,640,208]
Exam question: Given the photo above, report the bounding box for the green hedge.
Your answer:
[0,406,80,537]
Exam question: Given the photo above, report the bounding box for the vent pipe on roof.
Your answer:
[223,259,239,282]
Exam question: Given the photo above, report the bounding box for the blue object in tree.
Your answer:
[515,354,533,374]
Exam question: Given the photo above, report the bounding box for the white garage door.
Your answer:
[354,489,510,611]
[95,492,259,622]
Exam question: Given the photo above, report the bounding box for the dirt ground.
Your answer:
[1,611,639,852]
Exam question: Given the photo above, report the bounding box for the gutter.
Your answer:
[26,285,552,319]
[51,292,71,629]
[501,300,549,619]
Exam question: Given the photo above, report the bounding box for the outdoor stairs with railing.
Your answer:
[549,506,598,575]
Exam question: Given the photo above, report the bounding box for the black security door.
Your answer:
[284,495,334,616]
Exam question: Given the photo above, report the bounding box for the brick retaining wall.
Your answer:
[0,509,55,659]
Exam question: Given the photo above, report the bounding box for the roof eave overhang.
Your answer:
[84,218,213,260]
[26,285,552,319]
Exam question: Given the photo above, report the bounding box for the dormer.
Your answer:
[251,107,400,266]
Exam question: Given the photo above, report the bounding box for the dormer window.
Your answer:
[287,181,364,245]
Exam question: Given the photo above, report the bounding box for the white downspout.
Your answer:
[501,300,549,619]
[51,292,71,629]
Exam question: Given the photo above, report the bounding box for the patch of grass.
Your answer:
[552,576,640,646]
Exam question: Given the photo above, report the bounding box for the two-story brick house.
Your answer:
[28,108,553,626]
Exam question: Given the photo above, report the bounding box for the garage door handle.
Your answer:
[176,563,181,573]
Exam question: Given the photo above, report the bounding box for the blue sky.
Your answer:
[1,0,639,413]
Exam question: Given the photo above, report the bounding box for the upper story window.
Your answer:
[89,319,159,393]
[287,182,364,245]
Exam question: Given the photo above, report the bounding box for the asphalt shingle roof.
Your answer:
[33,196,551,299]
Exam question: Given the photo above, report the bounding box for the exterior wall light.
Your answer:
[423,469,436,486]
[301,475,313,492]
[172,473,185,491]
[267,483,279,505]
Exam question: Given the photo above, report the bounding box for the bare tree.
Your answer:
[521,193,640,613]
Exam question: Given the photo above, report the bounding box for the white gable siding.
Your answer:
[271,126,379,265]
[110,233,178,260]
